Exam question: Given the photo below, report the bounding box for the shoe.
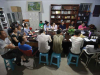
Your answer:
[15,61,21,66]
[23,59,29,63]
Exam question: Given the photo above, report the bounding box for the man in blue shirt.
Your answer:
[18,36,38,54]
[59,21,67,30]
[44,22,51,31]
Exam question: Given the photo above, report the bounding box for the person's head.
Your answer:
[45,20,47,23]
[57,29,62,34]
[53,22,55,25]
[40,21,42,24]
[24,23,28,27]
[39,29,45,34]
[0,30,7,39]
[46,22,49,26]
[17,25,22,30]
[71,21,74,24]
[12,27,18,33]
[74,30,81,36]
[18,36,27,44]
[22,20,25,23]
[82,22,85,27]
[62,21,64,25]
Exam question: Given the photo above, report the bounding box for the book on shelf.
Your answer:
[51,16,55,18]
[57,16,60,18]
[52,11,56,14]
[68,11,71,14]
[52,6,61,10]
[66,20,70,23]
[64,11,67,14]
[56,11,60,14]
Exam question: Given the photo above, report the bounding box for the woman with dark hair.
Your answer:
[24,23,33,36]
[17,25,26,36]
[51,22,57,30]
[11,27,19,46]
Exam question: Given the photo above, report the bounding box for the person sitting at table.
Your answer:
[0,30,28,66]
[39,21,44,29]
[17,25,26,36]
[18,36,38,55]
[51,22,58,30]
[53,29,64,53]
[78,22,87,30]
[59,21,67,30]
[24,23,33,36]
[11,27,19,46]
[36,29,52,53]
[68,21,75,29]
[8,24,14,37]
[70,30,84,54]
[22,20,25,27]
[44,22,51,31]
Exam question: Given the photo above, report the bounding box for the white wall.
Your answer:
[6,0,100,30]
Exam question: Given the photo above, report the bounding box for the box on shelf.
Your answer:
[11,6,22,12]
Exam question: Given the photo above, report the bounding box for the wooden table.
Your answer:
[27,30,97,55]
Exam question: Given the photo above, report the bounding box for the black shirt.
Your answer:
[11,34,18,46]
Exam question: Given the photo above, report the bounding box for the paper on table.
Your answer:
[35,30,39,32]
[69,39,72,42]
[54,30,57,31]
[84,38,90,41]
[90,39,96,42]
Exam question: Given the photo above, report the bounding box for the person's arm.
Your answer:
[55,25,58,30]
[44,25,46,31]
[78,25,83,30]
[5,44,18,49]
[81,39,84,48]
[12,37,19,42]
[48,35,52,42]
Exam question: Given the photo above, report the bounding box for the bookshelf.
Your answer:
[76,3,91,29]
[0,8,8,30]
[50,4,79,28]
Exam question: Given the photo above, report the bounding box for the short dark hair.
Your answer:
[0,30,3,35]
[39,29,44,34]
[46,22,49,25]
[22,20,25,22]
[57,29,61,34]
[18,36,24,43]
[17,24,22,28]
[12,27,17,32]
[62,21,64,22]
[24,23,27,27]
[82,22,85,24]
[74,30,81,35]
[40,21,42,22]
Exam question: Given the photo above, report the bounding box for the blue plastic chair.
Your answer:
[39,53,49,65]
[3,58,15,70]
[50,52,61,68]
[67,53,79,67]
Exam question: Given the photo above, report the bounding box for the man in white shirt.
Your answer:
[37,29,52,53]
[71,30,84,54]
[0,30,28,66]
[22,20,25,27]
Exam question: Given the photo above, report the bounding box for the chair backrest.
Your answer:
[26,42,38,47]
[19,49,33,56]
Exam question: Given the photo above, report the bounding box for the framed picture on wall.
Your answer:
[27,1,42,12]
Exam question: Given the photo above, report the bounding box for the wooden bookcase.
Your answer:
[50,4,79,28]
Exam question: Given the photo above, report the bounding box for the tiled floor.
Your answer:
[0,55,100,75]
